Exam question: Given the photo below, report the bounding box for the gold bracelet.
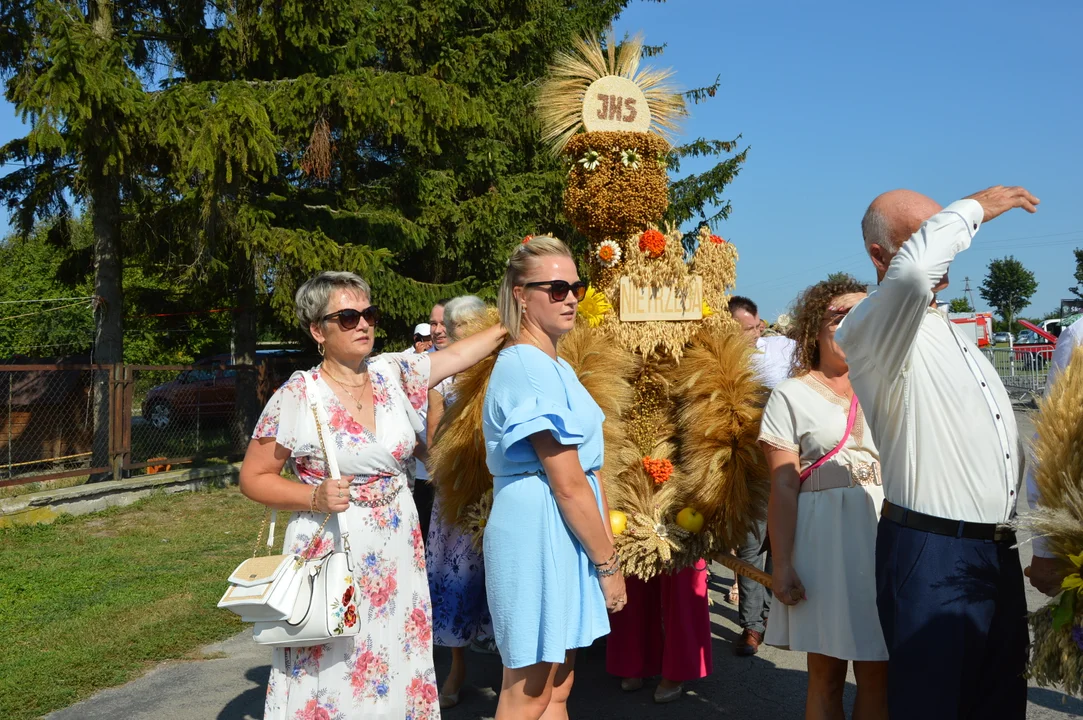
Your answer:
[310,485,318,513]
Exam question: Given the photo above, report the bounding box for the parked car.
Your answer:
[993,331,1012,345]
[141,350,314,430]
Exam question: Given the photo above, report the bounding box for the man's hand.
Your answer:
[1025,555,1065,597]
[966,185,1040,223]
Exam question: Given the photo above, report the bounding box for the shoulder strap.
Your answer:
[300,371,349,543]
[799,393,859,483]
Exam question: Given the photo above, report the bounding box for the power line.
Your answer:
[0,296,95,305]
[0,300,91,322]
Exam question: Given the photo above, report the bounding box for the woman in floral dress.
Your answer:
[239,271,505,720]
[423,295,493,708]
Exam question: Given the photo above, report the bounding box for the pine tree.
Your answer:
[2,0,749,445]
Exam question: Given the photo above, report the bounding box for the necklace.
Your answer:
[321,365,371,412]
[321,364,370,388]
[519,329,549,353]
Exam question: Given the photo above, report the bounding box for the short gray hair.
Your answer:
[444,295,487,341]
[861,205,897,256]
[295,271,371,336]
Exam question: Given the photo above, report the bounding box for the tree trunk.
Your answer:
[89,174,123,482]
[232,260,260,451]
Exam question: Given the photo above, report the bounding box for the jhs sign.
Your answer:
[580,76,651,134]
[595,94,638,124]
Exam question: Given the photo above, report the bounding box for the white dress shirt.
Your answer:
[1026,317,1083,557]
[837,199,1024,525]
[753,335,797,390]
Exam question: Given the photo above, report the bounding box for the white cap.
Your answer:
[413,323,432,337]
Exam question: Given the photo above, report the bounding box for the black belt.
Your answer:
[881,501,1016,544]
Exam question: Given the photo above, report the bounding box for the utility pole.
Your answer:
[964,276,978,312]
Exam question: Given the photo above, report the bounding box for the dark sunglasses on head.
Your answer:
[322,306,381,330]
[523,280,588,303]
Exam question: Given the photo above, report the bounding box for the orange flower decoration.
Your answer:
[642,457,674,485]
[638,229,666,259]
[522,235,533,244]
[709,234,726,244]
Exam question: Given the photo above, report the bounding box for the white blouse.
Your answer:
[758,374,879,477]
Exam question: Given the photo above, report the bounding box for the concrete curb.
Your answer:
[0,463,241,527]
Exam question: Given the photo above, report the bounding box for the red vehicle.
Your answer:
[141,350,313,430]
[1010,319,1056,368]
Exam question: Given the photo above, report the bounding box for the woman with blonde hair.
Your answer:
[239,271,505,720]
[483,235,625,719]
[424,294,494,708]
[759,274,888,720]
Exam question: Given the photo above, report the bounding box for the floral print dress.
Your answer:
[425,377,492,646]
[252,354,440,720]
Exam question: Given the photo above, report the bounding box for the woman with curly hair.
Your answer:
[758,274,888,720]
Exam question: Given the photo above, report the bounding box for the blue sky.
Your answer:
[612,0,1083,319]
[1,0,1080,321]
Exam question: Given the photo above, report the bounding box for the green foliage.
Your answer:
[0,487,263,720]
[1070,247,1083,301]
[2,0,749,352]
[0,220,231,362]
[949,296,974,313]
[979,255,1039,329]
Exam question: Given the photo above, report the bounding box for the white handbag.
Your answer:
[219,371,361,647]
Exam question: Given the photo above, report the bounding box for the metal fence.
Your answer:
[981,346,1055,401]
[0,359,309,489]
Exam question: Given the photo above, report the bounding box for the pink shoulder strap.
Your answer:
[799,393,859,483]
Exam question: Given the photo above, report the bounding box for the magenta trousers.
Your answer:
[605,561,714,682]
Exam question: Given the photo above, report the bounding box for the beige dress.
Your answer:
[759,374,888,662]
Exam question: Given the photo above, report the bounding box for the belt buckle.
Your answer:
[852,462,875,486]
[993,525,1010,543]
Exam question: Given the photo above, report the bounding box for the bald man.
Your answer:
[836,186,1039,719]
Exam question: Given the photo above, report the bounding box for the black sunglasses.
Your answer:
[322,306,381,330]
[523,280,588,303]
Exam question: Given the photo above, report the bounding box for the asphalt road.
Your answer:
[47,410,1083,720]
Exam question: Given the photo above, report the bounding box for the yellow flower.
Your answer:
[1061,552,1083,593]
[577,286,612,328]
[702,300,713,318]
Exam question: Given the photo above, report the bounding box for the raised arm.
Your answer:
[837,200,983,377]
[428,324,506,388]
[839,186,1038,377]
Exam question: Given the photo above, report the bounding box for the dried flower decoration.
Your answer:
[638,228,666,259]
[643,457,674,484]
[578,150,602,171]
[595,240,622,268]
[709,234,726,244]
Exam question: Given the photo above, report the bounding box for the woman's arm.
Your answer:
[531,431,613,564]
[239,438,350,513]
[763,443,805,604]
[597,469,615,544]
[428,324,506,388]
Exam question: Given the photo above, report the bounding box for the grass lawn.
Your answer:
[0,485,274,720]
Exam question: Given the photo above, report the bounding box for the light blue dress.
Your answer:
[482,344,610,669]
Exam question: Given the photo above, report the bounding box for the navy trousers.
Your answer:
[876,517,1029,719]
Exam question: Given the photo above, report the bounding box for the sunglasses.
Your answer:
[523,280,588,303]
[322,306,381,330]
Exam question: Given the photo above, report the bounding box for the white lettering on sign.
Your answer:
[619,277,703,322]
